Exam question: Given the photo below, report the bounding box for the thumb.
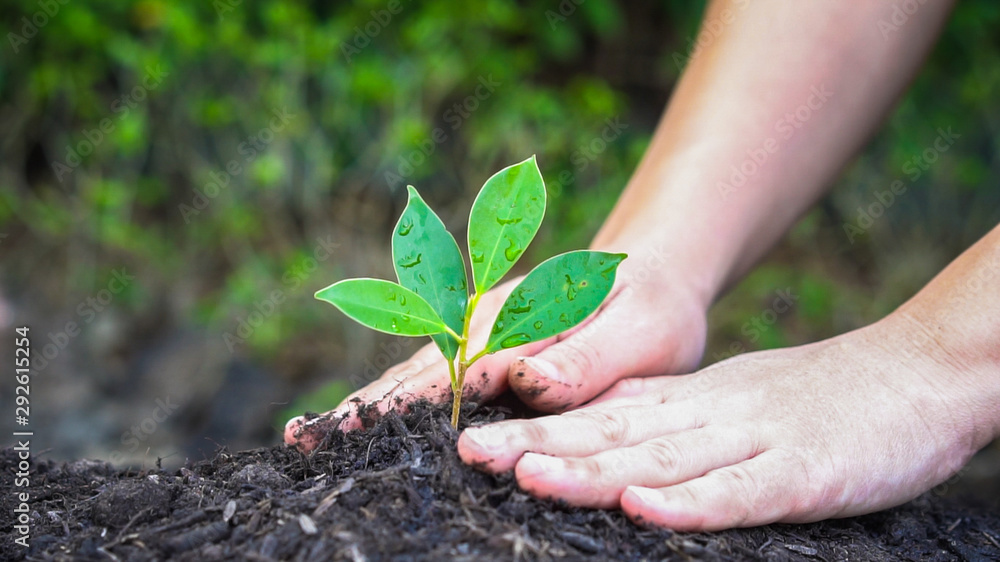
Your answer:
[508,289,704,412]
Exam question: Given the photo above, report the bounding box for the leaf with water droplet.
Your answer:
[507,299,534,315]
[500,333,531,349]
[397,253,422,269]
[468,156,546,293]
[391,186,467,358]
[315,278,448,337]
[504,237,523,262]
[484,251,626,354]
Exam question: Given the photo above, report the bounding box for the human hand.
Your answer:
[285,243,710,452]
[456,317,992,531]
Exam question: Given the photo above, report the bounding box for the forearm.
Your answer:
[885,222,1000,447]
[592,0,955,308]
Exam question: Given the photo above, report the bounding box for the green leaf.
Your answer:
[468,155,546,294]
[315,278,450,337]
[392,185,468,360]
[484,250,626,354]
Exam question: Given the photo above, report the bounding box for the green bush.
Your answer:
[1,0,997,391]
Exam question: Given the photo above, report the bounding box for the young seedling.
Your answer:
[315,156,626,428]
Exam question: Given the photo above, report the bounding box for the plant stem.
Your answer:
[447,358,457,390]
[452,293,481,428]
[451,361,465,428]
[467,349,490,366]
[443,325,463,343]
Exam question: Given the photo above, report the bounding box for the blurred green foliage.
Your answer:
[0,0,998,394]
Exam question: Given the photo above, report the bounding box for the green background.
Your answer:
[1,0,997,463]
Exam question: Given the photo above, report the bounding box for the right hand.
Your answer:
[285,242,711,453]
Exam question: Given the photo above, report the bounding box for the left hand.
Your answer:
[457,317,990,531]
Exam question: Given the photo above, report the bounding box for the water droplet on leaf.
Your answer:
[496,216,523,226]
[398,218,414,236]
[471,251,485,263]
[508,299,534,315]
[398,253,422,268]
[533,321,543,330]
[500,333,531,348]
[504,238,523,262]
[492,321,504,334]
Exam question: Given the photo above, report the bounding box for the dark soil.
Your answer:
[2,401,999,561]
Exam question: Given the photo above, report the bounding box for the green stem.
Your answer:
[467,348,490,366]
[451,362,465,428]
[443,325,463,343]
[447,358,457,390]
[452,293,481,428]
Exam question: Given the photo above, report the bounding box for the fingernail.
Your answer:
[625,486,666,508]
[522,356,572,385]
[463,425,508,452]
[285,416,305,432]
[519,453,564,476]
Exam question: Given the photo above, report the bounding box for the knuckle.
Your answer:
[554,338,604,380]
[575,456,607,484]
[579,410,632,446]
[612,377,646,397]
[644,438,686,474]
[781,449,829,514]
[521,420,552,446]
[716,464,759,527]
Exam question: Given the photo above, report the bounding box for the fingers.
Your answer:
[285,338,551,452]
[308,277,541,426]
[283,368,457,452]
[584,376,676,408]
[283,417,311,447]
[457,403,703,472]
[620,450,805,531]
[513,427,760,509]
[507,289,702,412]
[352,340,553,420]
